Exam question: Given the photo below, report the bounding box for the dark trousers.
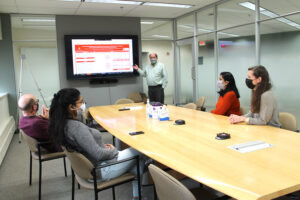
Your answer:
[148,85,164,104]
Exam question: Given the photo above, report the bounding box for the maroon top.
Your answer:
[19,116,60,152]
[19,116,49,140]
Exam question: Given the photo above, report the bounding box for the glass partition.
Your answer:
[260,15,300,122]
[141,19,174,104]
[197,33,216,110]
[218,24,255,110]
[217,0,255,30]
[177,14,194,40]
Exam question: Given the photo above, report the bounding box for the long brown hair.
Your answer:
[249,65,272,113]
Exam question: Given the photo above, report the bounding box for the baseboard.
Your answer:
[0,116,16,166]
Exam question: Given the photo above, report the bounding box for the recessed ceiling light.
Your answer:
[141,21,154,24]
[22,18,55,22]
[85,0,142,5]
[239,2,300,29]
[143,2,192,8]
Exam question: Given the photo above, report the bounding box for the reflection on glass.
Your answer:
[260,0,300,17]
[178,42,193,104]
[197,8,214,35]
[141,20,173,40]
[197,33,216,109]
[260,16,300,123]
[177,14,194,39]
[218,24,255,110]
[217,0,255,30]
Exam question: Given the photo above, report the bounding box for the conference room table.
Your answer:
[89,103,300,200]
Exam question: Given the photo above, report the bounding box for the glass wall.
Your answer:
[260,14,300,121]
[218,24,255,110]
[177,14,194,40]
[197,33,215,109]
[141,19,174,104]
[217,0,255,30]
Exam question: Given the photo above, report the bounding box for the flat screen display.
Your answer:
[65,35,139,80]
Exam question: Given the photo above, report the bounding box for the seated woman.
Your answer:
[48,88,145,199]
[229,65,280,127]
[211,72,242,116]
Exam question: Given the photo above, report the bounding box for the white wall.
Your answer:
[141,40,174,104]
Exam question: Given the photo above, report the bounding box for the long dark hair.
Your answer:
[218,72,240,98]
[48,88,80,148]
[249,65,272,113]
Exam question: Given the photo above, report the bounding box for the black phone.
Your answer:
[129,131,144,136]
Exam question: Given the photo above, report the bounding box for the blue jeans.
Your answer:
[100,148,144,197]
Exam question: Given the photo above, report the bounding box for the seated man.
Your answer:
[18,94,59,152]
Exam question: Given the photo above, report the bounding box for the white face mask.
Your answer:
[217,80,225,89]
[76,103,86,121]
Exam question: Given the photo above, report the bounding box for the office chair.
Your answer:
[240,106,247,115]
[114,98,134,104]
[62,147,141,200]
[196,97,206,111]
[279,112,298,132]
[20,130,67,200]
[183,103,197,110]
[128,92,143,103]
[149,164,217,200]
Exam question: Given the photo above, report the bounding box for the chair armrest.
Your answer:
[37,141,51,146]
[97,155,139,169]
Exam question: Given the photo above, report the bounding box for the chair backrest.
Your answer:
[196,97,205,109]
[149,164,196,200]
[240,106,247,115]
[279,112,298,132]
[62,147,94,180]
[128,92,143,103]
[114,98,134,105]
[20,129,38,152]
[183,103,197,110]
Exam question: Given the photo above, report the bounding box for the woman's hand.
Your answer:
[105,144,115,149]
[229,114,247,124]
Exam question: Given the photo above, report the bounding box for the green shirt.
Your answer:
[137,62,168,88]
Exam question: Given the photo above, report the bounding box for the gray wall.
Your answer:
[0,14,17,119]
[56,15,143,107]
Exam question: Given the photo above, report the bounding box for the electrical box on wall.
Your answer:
[0,16,2,40]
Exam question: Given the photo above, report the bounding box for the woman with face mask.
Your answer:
[48,88,145,199]
[229,65,280,127]
[211,72,241,116]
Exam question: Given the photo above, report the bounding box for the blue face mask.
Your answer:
[75,103,86,121]
[151,59,157,65]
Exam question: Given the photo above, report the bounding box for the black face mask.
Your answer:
[245,78,255,89]
[33,103,39,112]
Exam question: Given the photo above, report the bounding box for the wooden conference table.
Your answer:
[89,103,300,200]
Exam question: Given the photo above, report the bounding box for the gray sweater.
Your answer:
[64,119,119,168]
[244,90,281,127]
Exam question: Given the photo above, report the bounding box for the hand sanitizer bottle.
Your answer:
[146,99,151,117]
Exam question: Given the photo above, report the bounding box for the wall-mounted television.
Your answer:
[64,35,139,80]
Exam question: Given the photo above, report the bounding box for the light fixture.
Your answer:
[85,0,142,5]
[143,2,192,8]
[141,21,154,24]
[22,18,55,22]
[152,34,169,38]
[239,2,300,29]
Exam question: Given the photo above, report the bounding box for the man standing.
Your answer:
[133,53,168,104]
[18,94,59,152]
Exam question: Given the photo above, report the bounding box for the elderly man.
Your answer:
[18,94,58,152]
[133,53,168,104]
